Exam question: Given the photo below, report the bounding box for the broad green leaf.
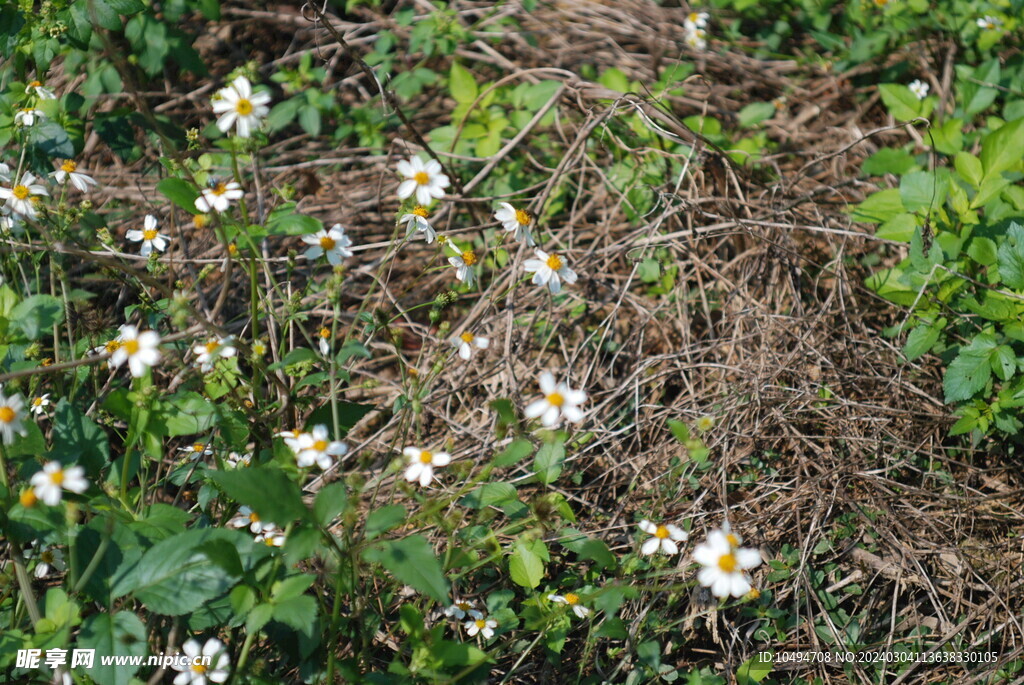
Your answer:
[313,482,349,526]
[272,595,318,633]
[991,345,1016,381]
[980,117,1024,182]
[112,529,245,615]
[900,170,945,212]
[736,654,774,685]
[903,322,942,361]
[492,439,533,467]
[967,237,998,265]
[943,334,997,403]
[737,102,775,128]
[10,294,63,340]
[875,213,917,242]
[266,206,322,236]
[208,466,308,524]
[508,541,544,588]
[365,504,406,539]
[449,63,478,104]
[851,188,904,224]
[77,612,147,685]
[954,151,983,189]
[878,84,921,121]
[996,223,1024,289]
[156,178,199,214]
[362,535,449,603]
[461,482,518,509]
[533,439,565,485]
[559,527,616,570]
[51,399,110,473]
[861,147,918,177]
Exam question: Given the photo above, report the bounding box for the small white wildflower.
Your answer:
[693,526,762,598]
[493,202,535,246]
[29,394,51,416]
[195,180,243,213]
[450,330,489,360]
[51,160,98,192]
[109,324,161,377]
[396,156,450,206]
[402,446,451,487]
[29,461,89,506]
[14,108,43,127]
[908,80,929,100]
[171,637,231,685]
[523,249,577,294]
[548,592,591,618]
[193,336,237,372]
[0,391,28,444]
[26,80,56,100]
[301,223,353,266]
[445,601,482,621]
[125,215,170,257]
[24,542,65,578]
[638,519,688,555]
[294,425,347,470]
[225,451,252,468]
[400,206,437,244]
[254,523,286,547]
[977,15,1002,30]
[212,75,271,138]
[523,371,586,427]
[464,617,497,639]
[178,442,214,461]
[229,505,271,534]
[448,249,478,287]
[0,171,49,218]
[684,11,709,31]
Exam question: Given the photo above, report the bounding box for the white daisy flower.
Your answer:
[211,75,271,138]
[14,108,43,127]
[396,156,450,206]
[693,526,762,598]
[638,519,688,555]
[0,391,28,444]
[26,80,56,100]
[228,505,271,534]
[445,600,482,621]
[448,249,478,287]
[294,425,347,470]
[125,215,171,257]
[523,371,587,427]
[493,203,535,246]
[464,617,497,639]
[195,180,243,213]
[254,524,286,548]
[301,223,353,266]
[178,442,214,461]
[225,451,252,468]
[523,249,577,295]
[29,461,89,506]
[171,637,231,685]
[908,80,929,100]
[450,330,489,360]
[109,324,162,377]
[51,160,98,192]
[276,428,307,454]
[0,171,49,218]
[977,15,1002,30]
[548,592,591,618]
[193,336,237,372]
[400,206,437,244]
[685,11,709,30]
[684,27,707,51]
[403,446,451,487]
[24,542,65,578]
[29,394,51,416]
[318,327,331,356]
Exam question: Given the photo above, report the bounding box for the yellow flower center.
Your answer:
[564,593,579,605]
[688,12,699,21]
[718,553,737,573]
[0,406,14,423]
[105,340,122,354]
[32,397,43,407]
[29,80,42,88]
[726,533,739,547]
[123,339,140,355]
[654,525,670,539]
[40,358,52,366]
[12,185,30,200]
[193,443,206,452]
[320,327,330,339]
[546,392,565,407]
[419,450,433,464]
[545,254,563,271]
[50,469,65,485]
[414,171,430,185]
[204,341,218,354]
[457,602,471,611]
[460,331,474,343]
[20,489,37,507]
[474,619,487,629]
[143,229,158,241]
[194,214,208,229]
[312,439,328,452]
[514,208,531,226]
[461,250,477,266]
[211,182,228,196]
[412,206,429,218]
[264,536,278,546]
[61,160,77,173]
[235,98,253,115]
[192,664,208,674]
[228,244,238,255]
[249,511,259,522]
[41,550,53,563]
[319,236,336,251]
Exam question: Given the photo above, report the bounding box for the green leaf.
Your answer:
[266,202,322,236]
[943,334,997,403]
[851,188,905,224]
[9,294,63,340]
[208,466,308,525]
[272,595,318,632]
[508,541,544,588]
[297,105,321,136]
[51,399,110,473]
[533,439,565,485]
[878,83,921,121]
[997,223,1024,289]
[899,170,945,212]
[991,345,1016,381]
[365,504,406,539]
[559,527,616,570]
[861,147,917,176]
[159,391,218,437]
[156,178,200,214]
[313,482,349,526]
[77,612,148,685]
[362,535,449,603]
[104,0,145,15]
[667,419,690,442]
[903,321,942,361]
[875,213,917,242]
[492,439,533,467]
[461,482,518,509]
[955,151,983,189]
[112,529,244,615]
[449,63,478,104]
[980,118,1024,183]
[737,102,775,128]
[736,654,774,685]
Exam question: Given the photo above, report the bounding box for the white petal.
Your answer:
[432,452,451,466]
[523,399,549,419]
[640,538,661,555]
[736,547,762,569]
[660,539,678,555]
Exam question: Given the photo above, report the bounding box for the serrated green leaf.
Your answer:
[991,345,1016,381]
[449,63,478,104]
[208,467,308,524]
[980,118,1024,183]
[10,294,63,340]
[903,321,942,361]
[156,178,200,214]
[365,504,406,539]
[878,84,921,121]
[362,535,449,603]
[492,439,533,467]
[997,223,1024,288]
[77,612,148,685]
[943,335,997,403]
[508,541,544,588]
[533,439,565,485]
